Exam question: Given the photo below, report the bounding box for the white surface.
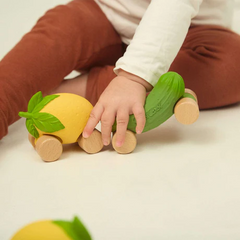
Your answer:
[1,1,240,239]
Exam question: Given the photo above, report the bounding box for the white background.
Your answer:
[0,1,240,239]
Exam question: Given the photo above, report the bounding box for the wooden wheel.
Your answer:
[174,89,199,125]
[185,88,198,102]
[78,129,104,154]
[28,133,36,148]
[112,130,137,154]
[35,135,63,162]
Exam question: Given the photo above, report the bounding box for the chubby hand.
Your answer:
[83,70,153,147]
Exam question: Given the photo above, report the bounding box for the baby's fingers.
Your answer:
[101,110,116,146]
[115,109,129,147]
[132,104,146,134]
[83,103,103,138]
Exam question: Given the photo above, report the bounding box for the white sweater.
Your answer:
[95,0,234,86]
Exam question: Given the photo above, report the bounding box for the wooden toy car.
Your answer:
[19,72,199,162]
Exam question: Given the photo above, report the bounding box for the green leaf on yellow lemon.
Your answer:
[32,112,65,133]
[53,216,92,240]
[26,118,39,138]
[19,91,65,138]
[27,91,43,113]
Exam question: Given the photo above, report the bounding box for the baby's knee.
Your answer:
[36,0,99,33]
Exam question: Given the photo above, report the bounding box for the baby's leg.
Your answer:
[0,0,124,140]
[53,65,117,106]
[51,65,117,106]
[51,73,88,97]
[169,25,240,109]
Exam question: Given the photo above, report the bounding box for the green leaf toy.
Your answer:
[19,92,65,138]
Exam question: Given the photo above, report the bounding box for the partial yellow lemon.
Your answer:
[11,220,71,240]
[37,93,93,144]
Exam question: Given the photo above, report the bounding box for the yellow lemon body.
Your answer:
[11,220,72,240]
[37,93,93,144]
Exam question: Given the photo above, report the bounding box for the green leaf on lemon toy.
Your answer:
[32,112,65,133]
[53,216,92,240]
[19,91,65,138]
[27,91,43,113]
[26,119,39,138]
[72,216,92,240]
[32,93,60,113]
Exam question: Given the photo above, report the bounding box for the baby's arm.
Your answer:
[115,0,203,86]
[83,0,202,146]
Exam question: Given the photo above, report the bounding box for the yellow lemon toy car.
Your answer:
[11,216,92,240]
[19,92,104,162]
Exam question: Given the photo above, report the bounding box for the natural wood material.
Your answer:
[185,88,198,102]
[28,133,36,148]
[112,130,137,154]
[35,135,63,162]
[174,97,199,125]
[78,129,103,154]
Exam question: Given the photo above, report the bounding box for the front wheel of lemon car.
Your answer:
[35,135,63,162]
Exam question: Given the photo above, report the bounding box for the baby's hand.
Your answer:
[83,70,152,147]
